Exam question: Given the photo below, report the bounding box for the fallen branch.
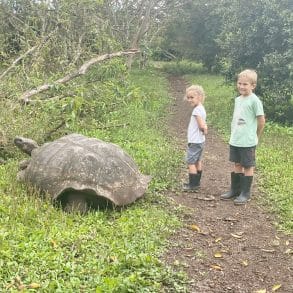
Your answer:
[162,49,177,60]
[19,49,139,104]
[43,120,66,141]
[191,195,216,201]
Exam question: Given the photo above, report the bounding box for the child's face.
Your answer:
[237,77,256,96]
[186,92,201,107]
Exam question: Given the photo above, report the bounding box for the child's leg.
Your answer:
[183,168,201,191]
[188,160,202,173]
[220,165,242,199]
[220,148,243,199]
[234,163,244,174]
[188,163,197,174]
[234,148,255,204]
[183,144,203,191]
[195,160,202,172]
[244,166,254,176]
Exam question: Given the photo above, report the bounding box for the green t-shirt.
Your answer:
[229,93,264,147]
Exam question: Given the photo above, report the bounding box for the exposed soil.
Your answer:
[163,76,293,293]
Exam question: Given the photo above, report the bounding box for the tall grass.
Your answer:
[185,73,293,233]
[0,68,186,292]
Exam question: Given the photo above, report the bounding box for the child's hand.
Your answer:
[202,125,208,135]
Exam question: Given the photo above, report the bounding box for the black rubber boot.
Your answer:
[234,176,253,205]
[198,170,202,182]
[220,172,242,200]
[183,173,201,192]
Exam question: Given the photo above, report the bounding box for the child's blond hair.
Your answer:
[237,69,257,85]
[185,85,206,103]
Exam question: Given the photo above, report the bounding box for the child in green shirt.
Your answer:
[221,69,265,204]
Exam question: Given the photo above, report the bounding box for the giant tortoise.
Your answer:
[14,133,151,213]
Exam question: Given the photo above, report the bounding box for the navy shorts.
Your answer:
[229,145,256,167]
[186,143,204,164]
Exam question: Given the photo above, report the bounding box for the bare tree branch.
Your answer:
[19,49,139,104]
[0,46,37,81]
[127,0,154,68]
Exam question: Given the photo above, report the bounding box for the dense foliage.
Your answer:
[159,0,293,125]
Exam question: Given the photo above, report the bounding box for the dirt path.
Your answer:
[164,76,293,293]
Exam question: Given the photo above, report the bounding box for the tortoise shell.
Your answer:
[20,133,151,206]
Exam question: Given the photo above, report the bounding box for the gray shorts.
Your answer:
[186,143,204,164]
[229,145,256,167]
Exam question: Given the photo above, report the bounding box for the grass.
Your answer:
[185,73,293,233]
[257,124,293,232]
[159,60,207,75]
[0,68,187,292]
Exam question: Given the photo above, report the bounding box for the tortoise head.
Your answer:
[14,136,39,156]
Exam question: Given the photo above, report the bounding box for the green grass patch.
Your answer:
[257,124,293,232]
[186,74,293,233]
[0,68,187,291]
[160,60,207,76]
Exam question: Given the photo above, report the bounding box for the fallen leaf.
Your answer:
[254,290,266,293]
[108,256,117,262]
[241,260,249,267]
[28,283,41,289]
[50,239,58,248]
[285,240,290,246]
[272,240,280,246]
[230,232,244,239]
[189,224,201,232]
[214,252,222,258]
[210,264,222,271]
[215,237,222,243]
[272,284,282,291]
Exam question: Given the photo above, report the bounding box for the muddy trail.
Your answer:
[163,76,293,293]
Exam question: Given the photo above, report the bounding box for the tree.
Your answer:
[161,0,293,124]
[102,0,185,67]
[216,0,293,124]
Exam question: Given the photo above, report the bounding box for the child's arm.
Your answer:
[257,115,265,138]
[195,115,208,135]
